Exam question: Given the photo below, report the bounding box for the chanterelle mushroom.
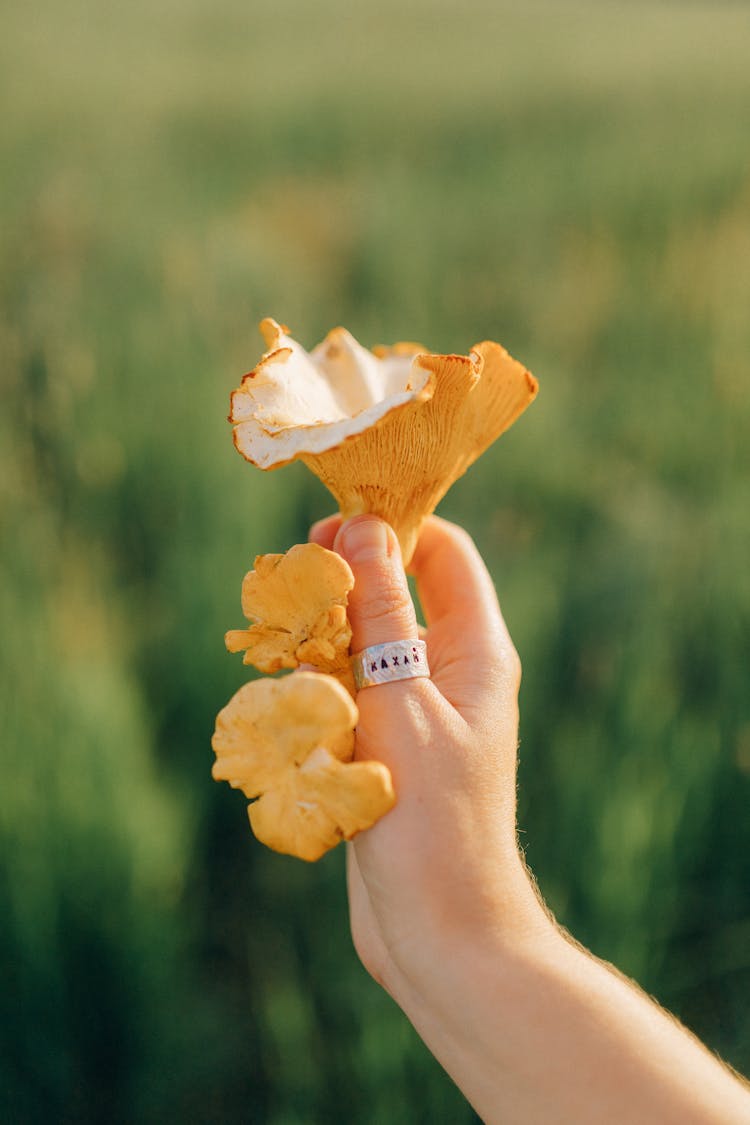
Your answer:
[211,671,395,861]
[225,543,354,676]
[230,318,538,564]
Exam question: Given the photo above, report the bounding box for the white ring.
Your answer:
[351,640,430,690]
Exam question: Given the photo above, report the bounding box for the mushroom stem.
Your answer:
[308,485,425,564]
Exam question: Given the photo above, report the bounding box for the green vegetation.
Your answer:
[2,1,749,1120]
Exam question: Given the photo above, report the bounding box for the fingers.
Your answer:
[310,513,520,713]
[310,513,425,636]
[309,514,341,550]
[312,513,507,646]
[333,517,418,652]
[409,517,515,665]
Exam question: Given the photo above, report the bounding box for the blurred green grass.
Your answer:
[2,1,749,1121]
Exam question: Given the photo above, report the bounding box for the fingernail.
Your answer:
[340,518,389,563]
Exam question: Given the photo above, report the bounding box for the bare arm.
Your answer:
[310,514,749,1124]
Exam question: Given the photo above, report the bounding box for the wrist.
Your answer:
[388,894,560,1122]
[387,849,558,1037]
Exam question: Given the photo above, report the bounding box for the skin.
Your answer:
[309,513,750,1125]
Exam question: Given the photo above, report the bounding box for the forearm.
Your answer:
[397,913,749,1124]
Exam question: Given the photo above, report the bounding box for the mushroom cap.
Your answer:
[230,318,433,468]
[248,747,395,862]
[225,543,354,675]
[211,670,395,861]
[230,320,538,563]
[211,672,357,798]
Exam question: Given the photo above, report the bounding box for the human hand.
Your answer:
[309,514,550,1015]
[310,515,750,1124]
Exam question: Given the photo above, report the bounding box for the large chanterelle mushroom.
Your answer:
[230,319,538,564]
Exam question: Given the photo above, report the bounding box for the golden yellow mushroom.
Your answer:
[249,747,394,863]
[225,542,354,677]
[211,671,395,861]
[230,318,538,564]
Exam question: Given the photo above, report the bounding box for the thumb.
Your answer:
[335,517,418,652]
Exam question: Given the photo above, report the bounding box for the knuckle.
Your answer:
[504,643,523,688]
[448,523,476,554]
[360,582,414,628]
[487,629,522,691]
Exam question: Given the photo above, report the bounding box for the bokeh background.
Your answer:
[2,0,749,1121]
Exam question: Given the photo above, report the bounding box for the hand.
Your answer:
[309,515,549,1016]
[311,514,750,1125]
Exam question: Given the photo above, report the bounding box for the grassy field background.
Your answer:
[2,1,750,1121]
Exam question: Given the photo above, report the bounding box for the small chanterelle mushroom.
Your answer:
[230,318,539,564]
[212,672,395,861]
[225,543,354,676]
